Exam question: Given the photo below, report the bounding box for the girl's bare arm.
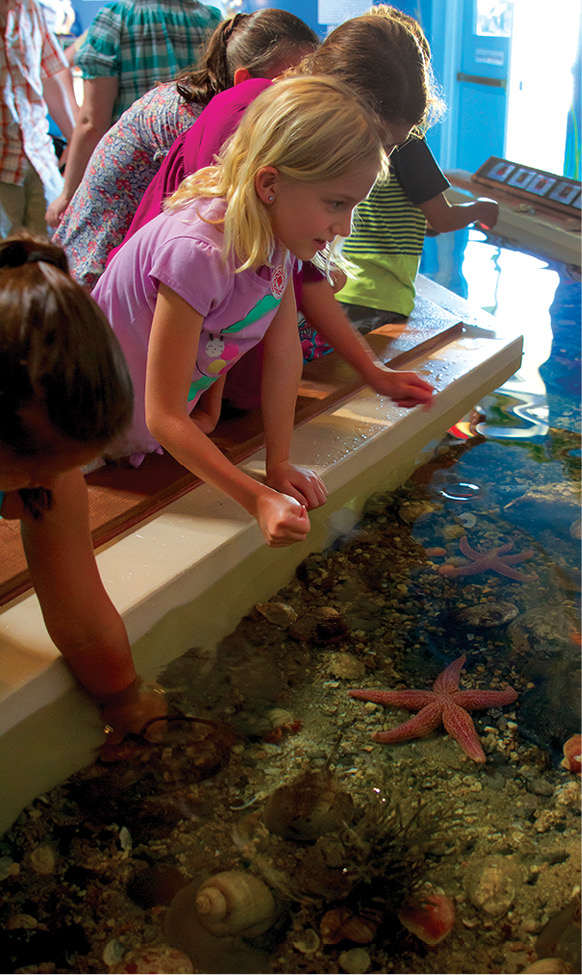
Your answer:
[301,278,434,407]
[20,468,167,739]
[21,467,136,698]
[261,282,327,509]
[145,284,310,545]
[46,76,118,227]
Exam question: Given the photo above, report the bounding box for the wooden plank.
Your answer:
[0,293,462,607]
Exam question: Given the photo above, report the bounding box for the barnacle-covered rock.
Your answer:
[110,944,194,973]
[453,601,519,629]
[464,855,522,917]
[289,607,348,643]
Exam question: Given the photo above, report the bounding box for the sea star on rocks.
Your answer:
[349,654,518,763]
[439,536,535,582]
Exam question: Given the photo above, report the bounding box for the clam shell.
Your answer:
[454,601,519,628]
[255,602,298,627]
[263,770,355,841]
[320,907,377,946]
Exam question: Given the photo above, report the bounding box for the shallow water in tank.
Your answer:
[1,229,580,974]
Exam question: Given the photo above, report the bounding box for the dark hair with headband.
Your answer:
[0,234,133,463]
[176,8,318,105]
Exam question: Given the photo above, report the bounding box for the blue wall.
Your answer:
[242,0,434,41]
[72,0,451,163]
[72,1,106,33]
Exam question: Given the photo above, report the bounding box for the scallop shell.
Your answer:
[398,892,455,945]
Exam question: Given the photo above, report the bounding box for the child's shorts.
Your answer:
[298,314,334,362]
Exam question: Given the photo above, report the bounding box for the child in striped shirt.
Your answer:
[337,136,499,329]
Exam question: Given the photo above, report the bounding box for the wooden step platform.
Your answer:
[0,293,462,607]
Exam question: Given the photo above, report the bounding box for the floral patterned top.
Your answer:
[52,83,202,290]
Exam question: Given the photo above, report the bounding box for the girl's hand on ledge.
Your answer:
[266,461,327,510]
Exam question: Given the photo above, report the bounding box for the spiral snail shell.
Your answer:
[194,870,277,938]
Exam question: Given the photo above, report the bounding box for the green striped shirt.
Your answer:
[338,138,448,316]
[343,173,427,259]
[339,173,426,316]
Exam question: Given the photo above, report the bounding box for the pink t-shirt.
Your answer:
[93,195,292,463]
[107,77,322,308]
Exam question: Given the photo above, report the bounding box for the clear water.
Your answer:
[421,226,581,436]
[1,228,580,974]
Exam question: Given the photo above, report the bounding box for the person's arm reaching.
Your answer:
[301,278,434,407]
[261,282,327,509]
[43,66,78,142]
[421,193,499,233]
[18,469,167,740]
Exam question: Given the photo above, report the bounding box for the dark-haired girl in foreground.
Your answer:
[0,233,163,739]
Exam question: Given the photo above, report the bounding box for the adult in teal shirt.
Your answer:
[46,0,222,225]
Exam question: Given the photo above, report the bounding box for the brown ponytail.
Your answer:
[176,8,318,106]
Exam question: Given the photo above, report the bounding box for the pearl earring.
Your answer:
[267,194,274,202]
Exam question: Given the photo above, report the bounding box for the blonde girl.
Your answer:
[93,76,387,546]
[111,6,438,409]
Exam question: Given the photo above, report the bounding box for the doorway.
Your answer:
[505,0,580,176]
[441,0,580,177]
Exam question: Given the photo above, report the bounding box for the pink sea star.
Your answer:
[439,536,535,582]
[349,654,518,763]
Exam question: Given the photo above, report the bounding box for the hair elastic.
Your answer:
[222,12,245,42]
[0,241,66,271]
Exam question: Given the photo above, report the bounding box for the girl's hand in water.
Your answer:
[368,366,434,408]
[266,461,327,509]
[256,490,311,547]
[100,677,168,744]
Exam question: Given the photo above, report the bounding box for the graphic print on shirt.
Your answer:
[187,262,288,403]
[205,334,240,375]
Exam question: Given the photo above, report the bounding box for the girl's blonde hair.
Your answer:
[166,75,387,272]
